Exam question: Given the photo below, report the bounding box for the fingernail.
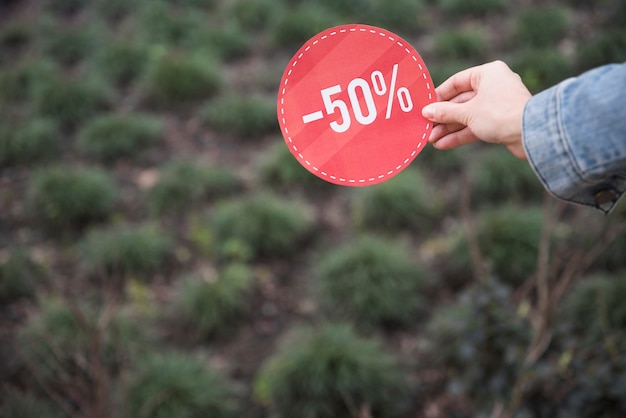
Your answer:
[422,104,435,119]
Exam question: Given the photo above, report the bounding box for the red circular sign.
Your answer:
[277,24,434,186]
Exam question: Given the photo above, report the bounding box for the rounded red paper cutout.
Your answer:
[277,24,435,186]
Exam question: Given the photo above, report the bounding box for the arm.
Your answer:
[422,61,626,213]
[523,63,626,212]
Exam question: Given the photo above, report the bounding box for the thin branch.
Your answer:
[460,174,487,283]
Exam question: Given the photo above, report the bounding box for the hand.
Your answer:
[421,60,532,159]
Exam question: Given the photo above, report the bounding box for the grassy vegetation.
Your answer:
[173,263,254,338]
[27,167,118,232]
[255,323,407,418]
[2,1,625,417]
[78,113,162,162]
[316,235,425,329]
[148,160,242,214]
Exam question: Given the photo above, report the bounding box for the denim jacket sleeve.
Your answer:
[522,62,626,213]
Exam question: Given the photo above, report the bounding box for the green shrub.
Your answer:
[435,28,486,60]
[174,263,254,338]
[351,168,440,234]
[0,119,59,167]
[17,299,145,404]
[477,206,543,286]
[148,160,242,214]
[96,0,138,24]
[273,4,341,49]
[315,0,369,17]
[558,273,626,342]
[0,249,47,304]
[364,0,425,33]
[202,94,277,139]
[212,195,314,260]
[0,389,64,418]
[44,0,90,16]
[512,49,573,93]
[422,280,530,406]
[317,235,425,329]
[516,7,569,48]
[259,142,329,191]
[427,60,471,86]
[419,142,466,174]
[594,232,626,272]
[229,0,280,30]
[470,147,544,205]
[0,22,32,64]
[79,223,171,278]
[33,76,110,130]
[43,26,96,67]
[201,24,251,61]
[0,61,57,105]
[522,276,626,417]
[126,352,237,418]
[577,29,626,72]
[436,0,507,16]
[28,167,118,232]
[143,53,222,107]
[255,323,407,418]
[159,0,218,9]
[98,42,149,87]
[78,114,162,162]
[140,3,204,46]
[522,338,626,418]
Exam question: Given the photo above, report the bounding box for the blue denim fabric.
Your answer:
[522,63,626,213]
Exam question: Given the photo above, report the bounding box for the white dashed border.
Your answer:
[278,25,433,184]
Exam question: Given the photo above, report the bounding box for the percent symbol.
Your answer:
[301,63,414,134]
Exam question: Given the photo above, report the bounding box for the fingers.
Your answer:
[422,101,469,126]
[431,126,480,150]
[435,65,481,101]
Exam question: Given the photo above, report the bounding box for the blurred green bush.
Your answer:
[272,4,340,49]
[28,167,118,232]
[202,94,277,139]
[42,26,96,67]
[577,29,626,72]
[149,160,242,215]
[0,248,47,304]
[173,263,254,338]
[435,28,486,60]
[126,352,237,418]
[79,223,171,278]
[229,0,280,30]
[316,235,425,329]
[515,7,570,48]
[78,113,162,162]
[143,52,222,107]
[512,48,572,93]
[351,168,440,235]
[477,205,544,287]
[470,147,544,206]
[0,389,64,418]
[558,273,626,342]
[0,118,59,167]
[436,0,507,16]
[212,195,314,260]
[255,323,407,418]
[17,299,145,405]
[97,42,150,88]
[422,280,530,406]
[259,142,329,192]
[44,0,89,16]
[33,76,111,130]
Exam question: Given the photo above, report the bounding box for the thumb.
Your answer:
[422,102,469,125]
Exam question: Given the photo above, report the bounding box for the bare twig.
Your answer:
[460,174,487,283]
